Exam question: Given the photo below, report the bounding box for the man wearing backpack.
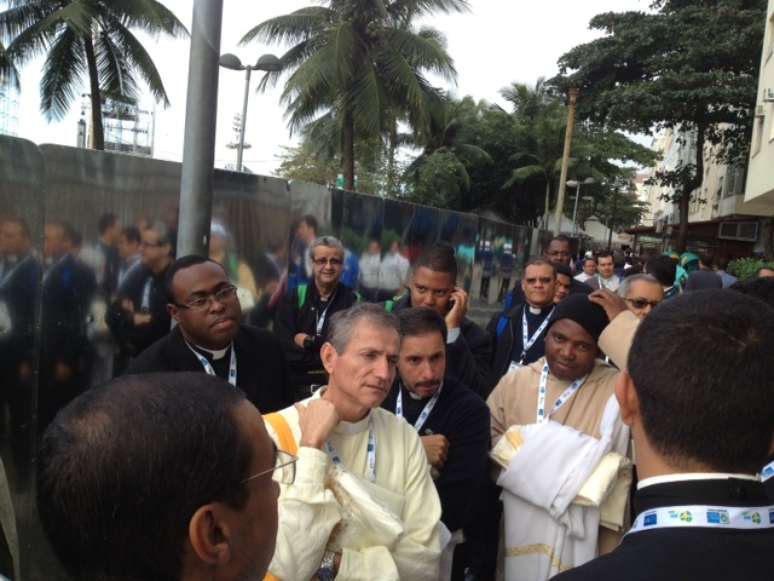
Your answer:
[275,236,359,400]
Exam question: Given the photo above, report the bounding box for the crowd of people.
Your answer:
[1,210,774,581]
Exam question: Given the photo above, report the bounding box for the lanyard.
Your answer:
[186,342,238,387]
[762,461,774,482]
[520,307,553,362]
[0,255,31,288]
[315,289,337,335]
[326,417,377,482]
[395,383,443,433]
[536,362,587,423]
[628,505,774,535]
[141,277,153,311]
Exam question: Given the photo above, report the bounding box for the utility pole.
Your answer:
[177,0,224,257]
[553,88,579,236]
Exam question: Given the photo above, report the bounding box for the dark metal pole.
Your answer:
[177,0,224,257]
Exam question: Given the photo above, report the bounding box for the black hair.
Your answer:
[121,225,141,245]
[554,264,572,278]
[36,373,252,581]
[700,252,716,269]
[413,243,457,280]
[730,278,774,310]
[550,235,571,245]
[645,255,677,287]
[301,214,318,231]
[97,212,119,235]
[628,290,774,473]
[596,250,613,261]
[397,307,448,344]
[164,255,227,304]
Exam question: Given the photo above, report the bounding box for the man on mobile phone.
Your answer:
[385,244,493,397]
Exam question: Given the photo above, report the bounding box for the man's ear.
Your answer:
[615,371,641,428]
[320,342,337,375]
[188,503,233,567]
[167,303,181,322]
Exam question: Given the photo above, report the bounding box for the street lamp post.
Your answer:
[219,53,282,172]
[567,177,595,235]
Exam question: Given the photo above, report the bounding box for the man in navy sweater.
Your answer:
[382,307,490,580]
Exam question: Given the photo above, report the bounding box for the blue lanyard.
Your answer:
[186,342,238,387]
[628,504,774,535]
[536,362,587,423]
[521,307,553,362]
[395,384,442,433]
[326,417,377,482]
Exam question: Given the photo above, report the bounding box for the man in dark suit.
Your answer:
[387,243,493,398]
[382,307,489,581]
[127,256,293,414]
[555,290,774,581]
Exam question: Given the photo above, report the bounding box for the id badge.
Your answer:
[507,361,523,374]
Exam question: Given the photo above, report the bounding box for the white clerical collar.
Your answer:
[193,343,230,361]
[637,472,760,490]
[528,305,543,315]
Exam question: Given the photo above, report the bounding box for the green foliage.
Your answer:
[0,0,187,149]
[242,0,467,188]
[554,0,767,249]
[727,258,774,281]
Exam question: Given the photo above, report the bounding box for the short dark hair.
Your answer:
[397,307,447,344]
[730,278,774,310]
[413,243,457,280]
[628,291,774,473]
[554,263,572,278]
[37,373,252,581]
[550,235,571,246]
[300,214,318,232]
[97,212,118,235]
[121,225,141,245]
[596,251,613,262]
[165,255,227,303]
[645,255,677,287]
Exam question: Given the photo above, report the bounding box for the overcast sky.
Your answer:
[12,0,650,175]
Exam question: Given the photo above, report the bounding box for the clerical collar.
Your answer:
[637,472,759,490]
[527,305,545,315]
[407,390,424,401]
[193,343,231,361]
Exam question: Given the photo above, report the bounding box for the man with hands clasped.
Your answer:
[262,303,443,581]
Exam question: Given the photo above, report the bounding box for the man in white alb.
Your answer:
[263,303,442,581]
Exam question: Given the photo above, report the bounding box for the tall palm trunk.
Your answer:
[386,118,398,197]
[83,33,104,150]
[543,180,551,229]
[342,107,355,190]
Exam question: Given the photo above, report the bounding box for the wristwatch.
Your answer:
[317,550,337,581]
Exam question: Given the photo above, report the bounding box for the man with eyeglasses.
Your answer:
[488,260,558,388]
[386,243,493,398]
[275,236,359,400]
[37,371,287,581]
[617,274,664,320]
[107,221,174,374]
[126,256,293,413]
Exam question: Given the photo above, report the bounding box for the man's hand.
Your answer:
[589,289,629,322]
[133,313,152,326]
[297,399,340,450]
[294,333,311,348]
[445,287,469,331]
[421,434,450,469]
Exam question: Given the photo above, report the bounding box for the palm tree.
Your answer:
[0,1,187,150]
[240,0,468,190]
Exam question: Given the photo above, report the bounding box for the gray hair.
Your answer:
[327,303,400,353]
[618,273,661,298]
[310,235,344,259]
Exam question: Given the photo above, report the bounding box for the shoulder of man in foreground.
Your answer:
[123,329,178,375]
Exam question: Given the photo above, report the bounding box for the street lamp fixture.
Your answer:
[218,52,282,172]
[567,177,595,235]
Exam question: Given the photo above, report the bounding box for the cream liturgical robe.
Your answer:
[487,311,639,580]
[264,390,443,581]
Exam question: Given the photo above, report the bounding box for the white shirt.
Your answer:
[359,253,382,289]
[379,252,410,291]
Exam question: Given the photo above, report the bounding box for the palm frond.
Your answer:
[240,7,334,46]
[96,28,139,102]
[108,22,170,106]
[0,40,20,89]
[40,26,84,120]
[383,27,456,81]
[0,2,53,44]
[104,0,189,38]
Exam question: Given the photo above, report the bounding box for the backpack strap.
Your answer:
[496,314,510,338]
[297,283,308,310]
[263,412,298,456]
